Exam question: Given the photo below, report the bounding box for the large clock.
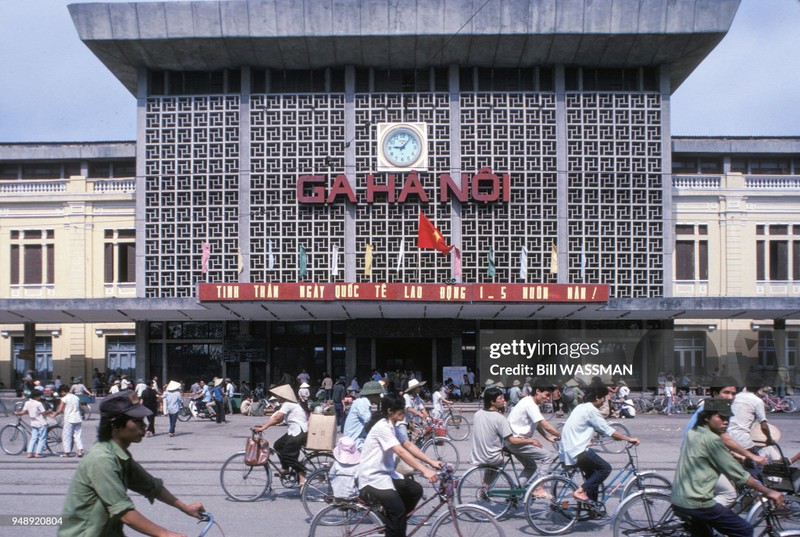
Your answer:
[377,123,427,171]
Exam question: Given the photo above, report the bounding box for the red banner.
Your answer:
[199,283,608,303]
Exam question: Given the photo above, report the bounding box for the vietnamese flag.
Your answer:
[417,211,453,254]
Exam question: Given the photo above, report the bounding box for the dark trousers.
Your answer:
[146,411,156,434]
[334,402,344,430]
[672,503,753,537]
[274,431,308,474]
[576,449,611,501]
[168,412,178,434]
[214,400,225,423]
[361,477,423,537]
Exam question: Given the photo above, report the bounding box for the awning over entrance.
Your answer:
[1,296,800,324]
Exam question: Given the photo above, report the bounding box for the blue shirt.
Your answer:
[343,397,373,450]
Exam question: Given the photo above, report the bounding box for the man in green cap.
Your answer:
[672,397,783,537]
[343,380,384,450]
[59,390,204,536]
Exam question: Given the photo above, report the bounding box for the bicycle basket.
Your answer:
[762,445,800,494]
[433,419,446,437]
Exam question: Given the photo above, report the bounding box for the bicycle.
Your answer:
[612,488,800,537]
[408,418,461,472]
[761,388,798,414]
[308,464,506,537]
[456,447,558,519]
[525,443,670,534]
[441,406,471,441]
[0,416,63,456]
[219,439,334,501]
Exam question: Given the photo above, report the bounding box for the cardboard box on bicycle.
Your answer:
[306,414,336,451]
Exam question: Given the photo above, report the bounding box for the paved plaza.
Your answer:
[0,401,798,537]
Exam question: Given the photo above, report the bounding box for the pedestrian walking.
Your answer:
[140,385,159,436]
[163,380,183,437]
[53,385,84,457]
[14,389,53,458]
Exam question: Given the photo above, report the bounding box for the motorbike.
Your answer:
[180,399,215,421]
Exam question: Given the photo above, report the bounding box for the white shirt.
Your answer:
[357,418,401,491]
[278,402,308,436]
[61,392,82,424]
[432,389,446,417]
[728,390,767,450]
[507,396,544,437]
[23,399,48,428]
[560,402,616,465]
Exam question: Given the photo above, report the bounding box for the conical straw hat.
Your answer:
[269,384,298,403]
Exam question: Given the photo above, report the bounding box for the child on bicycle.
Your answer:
[672,397,784,537]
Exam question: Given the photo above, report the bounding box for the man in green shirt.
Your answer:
[59,390,205,537]
[672,398,783,537]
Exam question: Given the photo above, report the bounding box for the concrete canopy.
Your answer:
[1,296,799,324]
[68,0,741,95]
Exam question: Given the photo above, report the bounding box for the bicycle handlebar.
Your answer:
[197,512,214,537]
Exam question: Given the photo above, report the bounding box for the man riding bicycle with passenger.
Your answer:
[672,397,783,537]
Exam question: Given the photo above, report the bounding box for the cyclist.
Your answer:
[343,380,384,450]
[506,379,561,485]
[560,383,639,503]
[252,384,309,486]
[727,383,779,476]
[358,391,440,537]
[672,397,784,537]
[682,378,768,508]
[472,387,554,495]
[430,382,452,420]
[59,390,204,537]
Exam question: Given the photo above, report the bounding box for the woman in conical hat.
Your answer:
[253,384,309,486]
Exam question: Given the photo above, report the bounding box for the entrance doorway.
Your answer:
[375,338,432,383]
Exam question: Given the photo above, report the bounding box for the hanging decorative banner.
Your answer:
[199,282,608,303]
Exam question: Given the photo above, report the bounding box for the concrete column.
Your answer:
[344,66,357,281]
[554,65,568,284]
[660,66,674,296]
[239,67,252,283]
[449,64,462,282]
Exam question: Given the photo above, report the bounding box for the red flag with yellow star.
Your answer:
[417,211,453,254]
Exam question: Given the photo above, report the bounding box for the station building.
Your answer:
[1,0,799,392]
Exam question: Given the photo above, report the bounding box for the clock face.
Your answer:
[383,127,423,167]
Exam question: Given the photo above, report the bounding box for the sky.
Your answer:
[0,0,798,143]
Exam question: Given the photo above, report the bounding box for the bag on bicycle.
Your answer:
[244,433,269,466]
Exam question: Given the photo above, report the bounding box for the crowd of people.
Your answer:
[8,365,800,537]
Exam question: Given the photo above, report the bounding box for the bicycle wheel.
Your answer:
[46,425,64,455]
[219,451,271,501]
[422,437,460,472]
[80,404,93,421]
[303,452,336,472]
[747,495,800,533]
[620,471,672,499]
[612,490,686,537]
[308,503,383,537]
[540,400,556,421]
[785,398,798,413]
[302,467,333,519]
[0,425,27,455]
[599,422,631,454]
[177,406,192,422]
[444,412,471,441]
[429,504,505,537]
[456,465,515,519]
[524,475,579,535]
